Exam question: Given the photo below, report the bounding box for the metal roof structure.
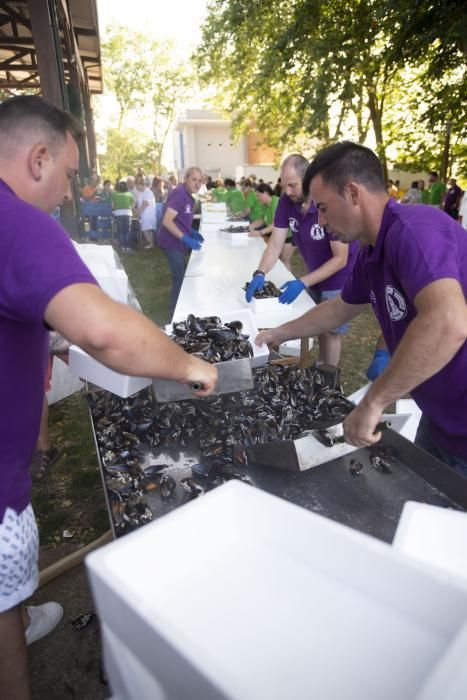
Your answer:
[0,1,104,233]
[0,0,102,94]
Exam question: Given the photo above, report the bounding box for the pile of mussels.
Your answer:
[170,314,254,363]
[242,280,281,299]
[220,224,250,233]
[88,365,353,535]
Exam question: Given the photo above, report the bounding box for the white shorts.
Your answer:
[0,505,39,613]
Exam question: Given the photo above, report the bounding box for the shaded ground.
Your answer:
[30,243,380,698]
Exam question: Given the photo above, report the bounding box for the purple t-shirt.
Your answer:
[341,199,467,459]
[157,184,195,253]
[0,179,97,520]
[274,194,358,292]
[444,184,462,213]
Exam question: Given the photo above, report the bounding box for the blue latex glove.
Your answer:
[245,274,265,302]
[182,233,202,251]
[366,349,390,381]
[191,228,204,242]
[279,279,306,304]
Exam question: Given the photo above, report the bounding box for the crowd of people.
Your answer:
[1,93,466,699]
[387,174,465,223]
[79,171,286,252]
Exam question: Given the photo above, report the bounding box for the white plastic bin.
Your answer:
[69,345,151,398]
[86,481,467,700]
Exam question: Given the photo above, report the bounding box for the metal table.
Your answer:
[88,386,467,544]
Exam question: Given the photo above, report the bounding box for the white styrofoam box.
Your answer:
[199,221,224,235]
[73,242,129,303]
[417,618,467,700]
[393,502,467,586]
[74,242,118,269]
[93,264,128,303]
[47,355,83,406]
[218,231,249,246]
[396,398,422,442]
[201,202,227,214]
[201,213,228,224]
[86,481,467,700]
[247,293,285,313]
[68,345,151,398]
[217,220,250,233]
[165,308,268,368]
[278,338,313,357]
[347,382,371,404]
[101,623,167,700]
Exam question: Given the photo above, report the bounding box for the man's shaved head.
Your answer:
[0,95,82,159]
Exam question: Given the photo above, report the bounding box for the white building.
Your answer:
[173,110,279,183]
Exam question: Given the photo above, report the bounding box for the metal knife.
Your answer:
[312,421,390,447]
[153,357,253,403]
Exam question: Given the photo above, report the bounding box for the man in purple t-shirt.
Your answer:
[158,167,204,321]
[245,154,357,366]
[443,177,463,220]
[0,97,217,698]
[256,142,467,475]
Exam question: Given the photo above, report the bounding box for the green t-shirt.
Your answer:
[429,181,446,206]
[245,190,263,221]
[420,189,430,205]
[213,187,228,203]
[226,188,246,214]
[262,195,279,227]
[111,191,134,210]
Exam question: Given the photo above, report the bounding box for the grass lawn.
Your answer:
[33,244,381,545]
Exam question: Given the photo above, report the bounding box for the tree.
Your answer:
[196,1,399,177]
[196,0,466,178]
[379,0,467,177]
[99,26,193,173]
[150,59,192,173]
[100,27,153,131]
[98,128,153,182]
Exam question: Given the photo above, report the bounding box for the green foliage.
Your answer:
[98,127,153,182]
[101,26,153,131]
[196,0,466,177]
[99,24,193,174]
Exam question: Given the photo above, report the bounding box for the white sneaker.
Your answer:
[25,602,63,645]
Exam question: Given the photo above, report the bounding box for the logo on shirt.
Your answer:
[309,224,326,241]
[369,290,377,307]
[385,285,407,321]
[184,204,192,214]
[288,217,299,233]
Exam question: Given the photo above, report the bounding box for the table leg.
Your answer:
[299,337,311,368]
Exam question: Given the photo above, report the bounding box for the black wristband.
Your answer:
[253,269,265,277]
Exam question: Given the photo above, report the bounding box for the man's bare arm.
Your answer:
[255,227,288,272]
[300,240,349,288]
[255,296,365,346]
[44,284,217,394]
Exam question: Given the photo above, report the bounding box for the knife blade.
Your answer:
[153,357,254,403]
[312,421,390,447]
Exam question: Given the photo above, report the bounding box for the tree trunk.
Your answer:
[367,88,388,181]
[439,121,451,181]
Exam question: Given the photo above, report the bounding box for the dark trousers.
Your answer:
[162,248,187,323]
[115,215,131,249]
